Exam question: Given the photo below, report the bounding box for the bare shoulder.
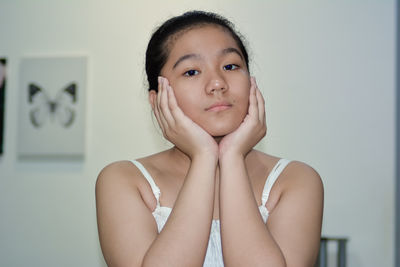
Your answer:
[95,160,157,212]
[251,150,323,189]
[252,151,323,210]
[95,160,160,266]
[281,160,324,193]
[248,152,324,264]
[96,160,141,191]
[272,159,324,219]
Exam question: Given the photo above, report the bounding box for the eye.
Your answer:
[223,64,239,71]
[184,69,199,76]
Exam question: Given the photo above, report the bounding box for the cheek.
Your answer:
[233,80,251,112]
[173,91,200,117]
[238,97,250,118]
[232,73,250,94]
[171,80,204,113]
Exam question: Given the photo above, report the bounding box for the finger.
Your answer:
[157,76,163,103]
[256,88,266,124]
[254,78,266,123]
[156,77,169,131]
[156,76,163,112]
[248,76,258,118]
[167,83,186,121]
[153,100,165,133]
[159,78,175,126]
[152,90,166,135]
[152,78,163,128]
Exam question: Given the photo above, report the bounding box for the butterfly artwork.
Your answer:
[18,56,87,159]
[28,82,77,128]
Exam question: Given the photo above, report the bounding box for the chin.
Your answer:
[205,122,241,137]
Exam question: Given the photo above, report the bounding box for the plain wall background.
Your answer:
[0,0,396,266]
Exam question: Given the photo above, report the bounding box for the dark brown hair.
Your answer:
[145,10,250,92]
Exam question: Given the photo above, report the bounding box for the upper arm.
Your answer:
[95,161,158,267]
[266,161,324,266]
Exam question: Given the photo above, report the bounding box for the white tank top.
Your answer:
[132,158,291,267]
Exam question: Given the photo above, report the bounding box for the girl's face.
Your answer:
[158,25,251,137]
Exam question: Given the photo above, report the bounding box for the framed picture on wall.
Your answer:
[17,56,87,159]
[0,58,6,155]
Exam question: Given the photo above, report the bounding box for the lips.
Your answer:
[206,101,232,112]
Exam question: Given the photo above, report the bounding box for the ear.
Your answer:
[148,90,157,109]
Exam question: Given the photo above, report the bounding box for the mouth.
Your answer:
[205,102,232,112]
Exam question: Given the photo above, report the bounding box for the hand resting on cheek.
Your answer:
[151,76,219,160]
[218,76,266,158]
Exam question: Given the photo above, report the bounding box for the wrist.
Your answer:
[218,150,245,164]
[192,151,219,165]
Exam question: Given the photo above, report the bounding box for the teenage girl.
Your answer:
[96,10,324,267]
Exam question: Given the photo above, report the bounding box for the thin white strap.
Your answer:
[131,160,161,206]
[261,159,291,206]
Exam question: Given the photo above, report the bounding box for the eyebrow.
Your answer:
[173,53,202,69]
[220,47,244,61]
[172,47,244,69]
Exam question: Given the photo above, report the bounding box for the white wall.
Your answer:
[0,0,395,266]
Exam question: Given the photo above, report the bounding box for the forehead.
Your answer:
[166,25,241,60]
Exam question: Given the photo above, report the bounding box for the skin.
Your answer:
[96,25,324,267]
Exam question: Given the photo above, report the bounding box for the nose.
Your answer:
[206,74,228,94]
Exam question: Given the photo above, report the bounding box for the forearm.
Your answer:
[219,154,286,267]
[142,154,217,267]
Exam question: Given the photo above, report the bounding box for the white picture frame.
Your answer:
[17,56,87,159]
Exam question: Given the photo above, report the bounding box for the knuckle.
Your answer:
[170,105,178,113]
